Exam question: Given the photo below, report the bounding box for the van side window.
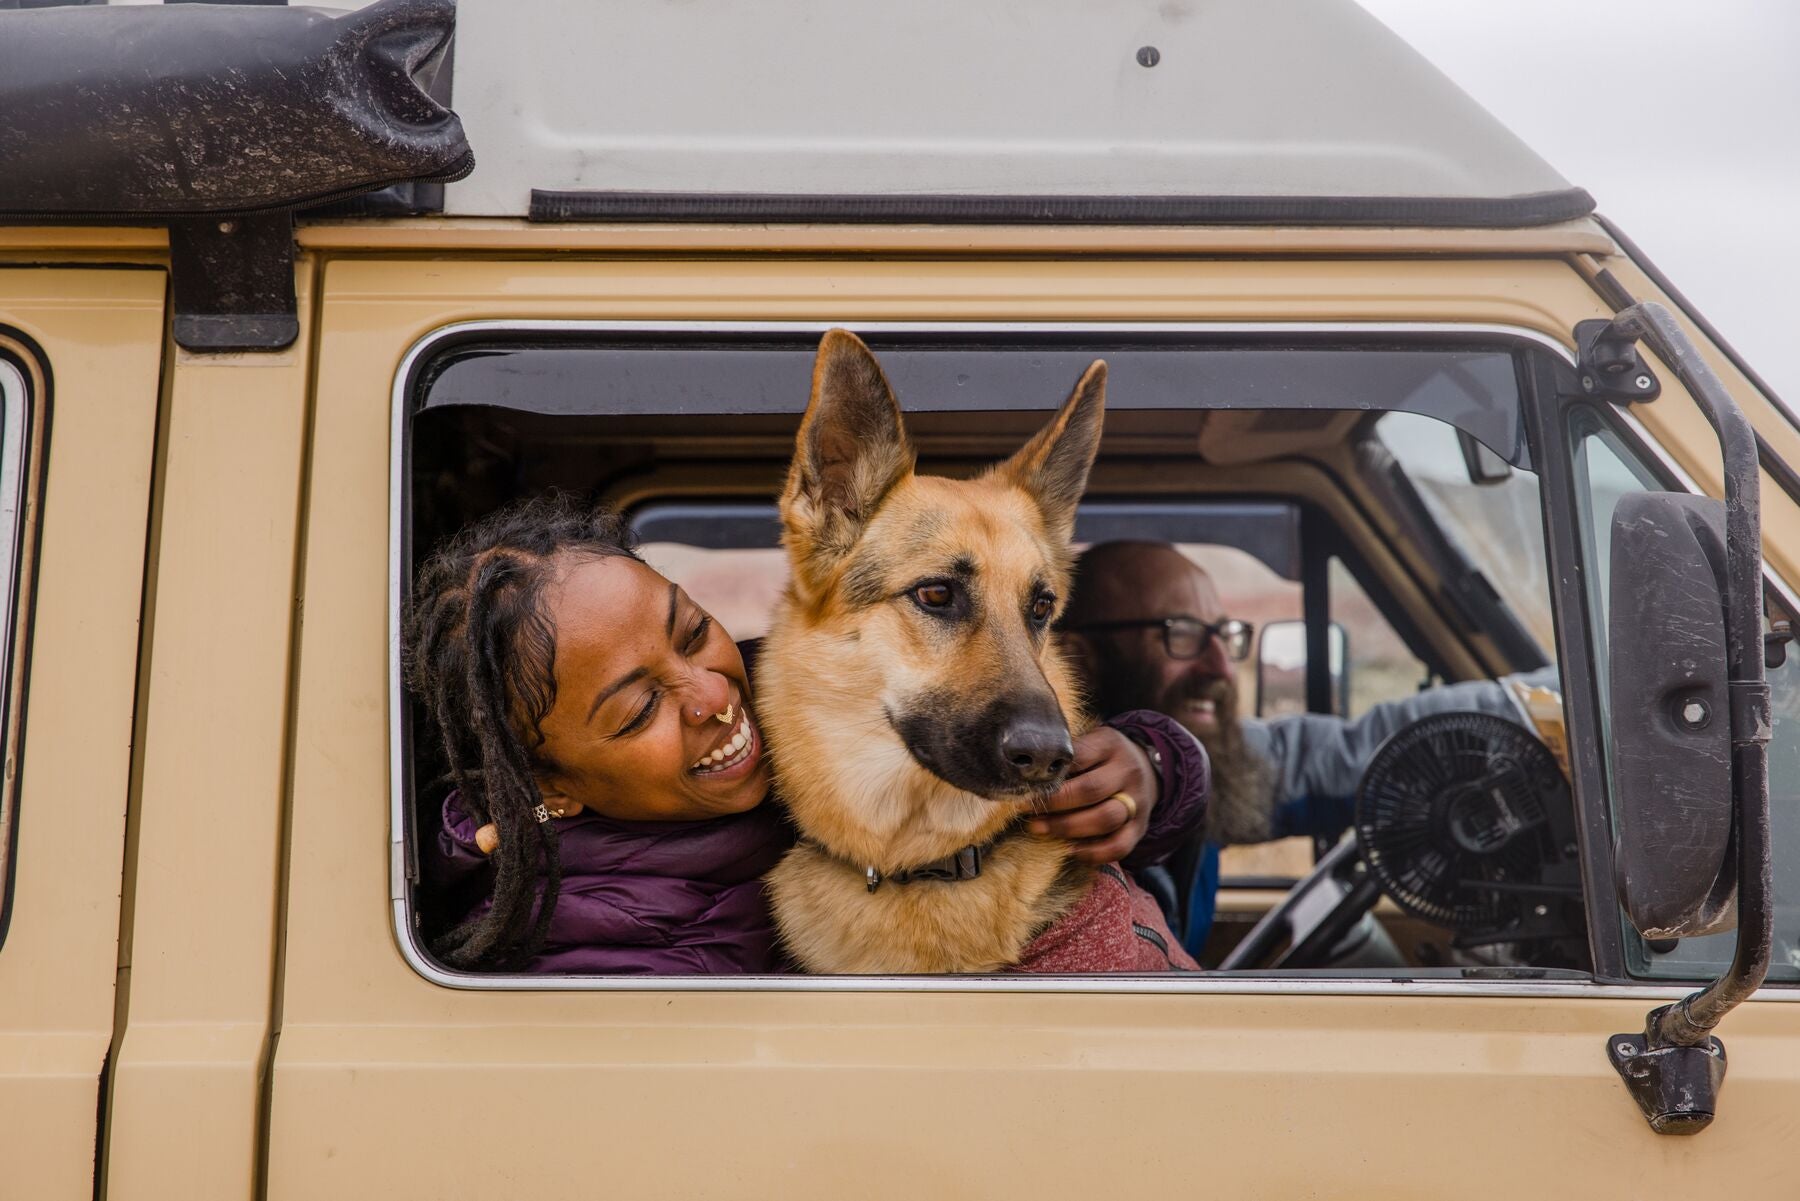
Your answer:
[400,331,1583,983]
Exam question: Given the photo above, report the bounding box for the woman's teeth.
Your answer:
[691,713,754,773]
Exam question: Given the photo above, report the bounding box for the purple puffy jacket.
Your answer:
[424,708,1208,975]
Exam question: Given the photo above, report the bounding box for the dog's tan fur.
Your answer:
[761,330,1108,973]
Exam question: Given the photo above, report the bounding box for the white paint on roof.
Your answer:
[443,0,1574,216]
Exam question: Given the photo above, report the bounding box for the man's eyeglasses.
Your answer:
[1069,617,1255,662]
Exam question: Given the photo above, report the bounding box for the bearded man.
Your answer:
[1060,540,1555,962]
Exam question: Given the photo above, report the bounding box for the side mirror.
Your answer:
[1583,302,1770,1136]
[1256,619,1350,718]
[1608,491,1736,938]
[1457,428,1513,485]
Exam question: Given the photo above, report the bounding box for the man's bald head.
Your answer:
[1064,540,1222,630]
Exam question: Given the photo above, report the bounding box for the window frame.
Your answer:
[387,318,1800,1002]
[0,350,43,954]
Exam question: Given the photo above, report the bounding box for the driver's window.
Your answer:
[1567,406,1800,983]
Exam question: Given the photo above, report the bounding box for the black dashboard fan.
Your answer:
[1355,711,1573,935]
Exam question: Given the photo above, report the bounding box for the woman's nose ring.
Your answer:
[691,701,734,724]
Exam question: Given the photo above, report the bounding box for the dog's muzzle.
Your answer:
[890,693,1075,797]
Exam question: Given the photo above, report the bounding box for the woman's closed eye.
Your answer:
[616,688,660,737]
[614,615,709,737]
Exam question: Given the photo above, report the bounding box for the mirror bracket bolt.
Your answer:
[1677,697,1712,730]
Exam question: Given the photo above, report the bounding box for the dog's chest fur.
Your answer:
[767,836,1092,974]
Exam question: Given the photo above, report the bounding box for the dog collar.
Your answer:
[848,821,1024,894]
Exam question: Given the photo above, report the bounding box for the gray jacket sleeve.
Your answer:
[1231,668,1555,843]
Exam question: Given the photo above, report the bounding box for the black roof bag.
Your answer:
[0,0,468,217]
[0,0,471,351]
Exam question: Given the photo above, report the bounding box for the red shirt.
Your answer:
[1014,864,1199,972]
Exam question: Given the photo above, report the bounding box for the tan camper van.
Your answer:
[3,0,1799,1196]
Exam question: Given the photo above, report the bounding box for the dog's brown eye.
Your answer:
[913,582,955,609]
[1030,594,1055,623]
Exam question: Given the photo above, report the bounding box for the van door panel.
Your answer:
[101,262,317,1201]
[0,269,162,1200]
[269,256,1800,1197]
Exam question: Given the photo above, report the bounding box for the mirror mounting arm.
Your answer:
[1592,302,1773,1133]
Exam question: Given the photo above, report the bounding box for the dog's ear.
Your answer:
[781,329,915,591]
[993,360,1106,540]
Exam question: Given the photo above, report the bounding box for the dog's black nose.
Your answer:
[999,716,1074,785]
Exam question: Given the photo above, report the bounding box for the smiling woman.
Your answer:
[404,493,791,973]
[530,555,770,822]
[403,483,1204,975]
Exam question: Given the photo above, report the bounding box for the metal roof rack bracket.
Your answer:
[168,213,298,354]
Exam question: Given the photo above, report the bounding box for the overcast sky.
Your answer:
[1358,0,1800,412]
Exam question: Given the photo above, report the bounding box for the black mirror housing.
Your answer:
[1608,491,1736,938]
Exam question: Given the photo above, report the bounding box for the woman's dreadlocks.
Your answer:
[403,493,640,969]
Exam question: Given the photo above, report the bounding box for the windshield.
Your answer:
[1375,411,1555,658]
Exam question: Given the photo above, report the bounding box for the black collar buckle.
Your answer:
[864,835,1003,893]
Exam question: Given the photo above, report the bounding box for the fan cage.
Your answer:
[1355,711,1565,931]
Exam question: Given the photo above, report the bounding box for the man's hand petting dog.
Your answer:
[1025,727,1158,864]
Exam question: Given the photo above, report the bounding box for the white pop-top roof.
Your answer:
[445,0,1584,222]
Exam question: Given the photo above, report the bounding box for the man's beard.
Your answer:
[1160,674,1274,843]
[1089,658,1274,844]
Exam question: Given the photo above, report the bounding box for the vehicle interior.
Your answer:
[400,328,1595,978]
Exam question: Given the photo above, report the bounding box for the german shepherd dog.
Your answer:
[760,330,1150,973]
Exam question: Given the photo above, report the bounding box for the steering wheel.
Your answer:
[1215,833,1388,970]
